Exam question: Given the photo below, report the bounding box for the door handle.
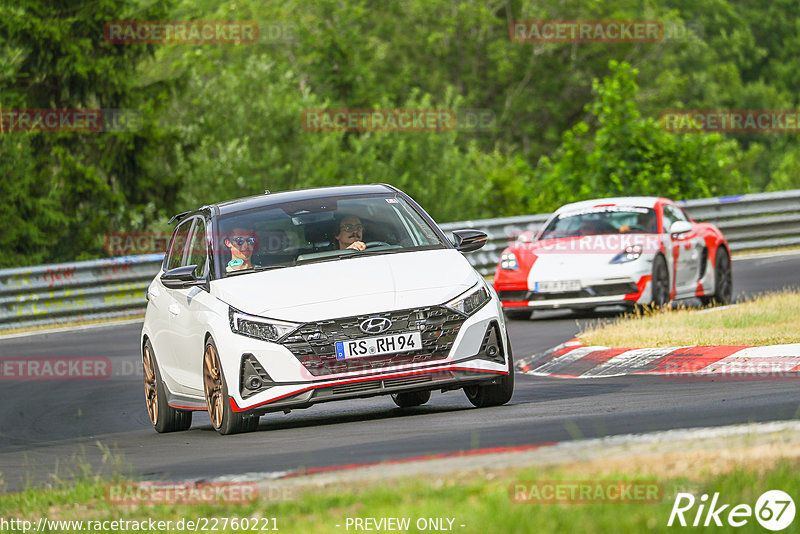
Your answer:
[168,303,180,316]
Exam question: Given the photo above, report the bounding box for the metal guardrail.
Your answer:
[0,254,164,331]
[677,190,800,251]
[1,190,798,331]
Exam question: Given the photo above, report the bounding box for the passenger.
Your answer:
[334,215,366,251]
[224,229,257,271]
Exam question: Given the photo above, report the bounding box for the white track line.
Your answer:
[526,346,606,376]
[0,318,144,340]
[581,347,681,377]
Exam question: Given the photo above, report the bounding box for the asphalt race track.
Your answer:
[1,252,798,491]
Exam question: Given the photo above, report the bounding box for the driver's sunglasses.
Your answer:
[341,224,363,232]
[231,236,256,246]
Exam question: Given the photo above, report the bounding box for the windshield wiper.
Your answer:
[254,263,295,271]
[224,263,295,276]
[294,252,360,266]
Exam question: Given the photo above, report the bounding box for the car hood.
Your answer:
[210,249,479,322]
[510,235,664,279]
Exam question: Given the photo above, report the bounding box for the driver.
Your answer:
[334,215,366,251]
[224,228,257,271]
[619,211,656,233]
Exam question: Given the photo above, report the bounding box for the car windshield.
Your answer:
[215,193,445,277]
[539,206,658,239]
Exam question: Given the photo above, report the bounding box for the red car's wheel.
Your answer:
[700,248,732,306]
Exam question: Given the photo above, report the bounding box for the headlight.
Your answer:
[610,245,643,264]
[500,251,519,270]
[445,283,491,316]
[229,307,300,342]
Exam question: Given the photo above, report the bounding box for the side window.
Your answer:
[186,218,208,277]
[669,205,689,222]
[661,207,675,233]
[662,205,688,232]
[165,219,192,271]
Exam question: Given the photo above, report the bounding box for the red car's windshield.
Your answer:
[539,207,658,239]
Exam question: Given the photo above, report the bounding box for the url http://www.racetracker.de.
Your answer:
[0,517,279,532]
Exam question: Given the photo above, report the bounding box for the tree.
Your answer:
[0,0,178,264]
[533,61,748,210]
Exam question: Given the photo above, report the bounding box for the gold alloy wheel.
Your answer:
[142,345,158,425]
[203,343,224,429]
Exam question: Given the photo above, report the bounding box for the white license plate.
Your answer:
[535,280,581,293]
[335,332,422,360]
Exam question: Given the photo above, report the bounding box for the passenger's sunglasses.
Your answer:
[341,224,363,232]
[231,236,256,246]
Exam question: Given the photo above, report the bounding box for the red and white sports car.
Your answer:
[493,197,732,318]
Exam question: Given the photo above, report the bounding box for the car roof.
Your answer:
[554,196,667,213]
[193,184,398,218]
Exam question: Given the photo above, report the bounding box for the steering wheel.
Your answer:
[364,241,390,249]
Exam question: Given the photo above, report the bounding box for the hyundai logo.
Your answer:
[360,317,392,335]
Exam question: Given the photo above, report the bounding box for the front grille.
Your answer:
[383,374,433,388]
[499,283,637,302]
[497,290,529,301]
[586,282,638,296]
[327,372,442,397]
[282,306,464,376]
[331,381,382,395]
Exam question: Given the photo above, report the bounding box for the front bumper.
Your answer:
[219,297,510,413]
[498,274,652,311]
[231,365,507,415]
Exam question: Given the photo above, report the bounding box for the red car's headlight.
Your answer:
[610,245,644,264]
[500,251,519,270]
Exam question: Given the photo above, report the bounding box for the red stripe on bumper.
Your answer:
[230,365,508,412]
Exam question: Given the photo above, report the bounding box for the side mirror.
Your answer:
[669,220,693,235]
[161,265,205,289]
[452,229,488,252]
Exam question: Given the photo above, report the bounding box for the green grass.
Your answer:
[2,461,798,533]
[580,289,800,347]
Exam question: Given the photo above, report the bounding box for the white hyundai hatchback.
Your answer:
[141,184,514,434]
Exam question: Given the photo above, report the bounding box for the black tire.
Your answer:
[464,334,515,408]
[203,338,259,435]
[503,309,531,320]
[142,340,192,433]
[650,254,670,307]
[700,247,733,306]
[391,390,431,408]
